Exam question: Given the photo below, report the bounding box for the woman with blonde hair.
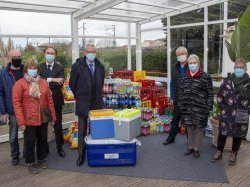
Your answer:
[211,58,250,165]
[12,59,56,174]
[179,54,214,158]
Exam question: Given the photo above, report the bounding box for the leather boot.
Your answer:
[229,151,237,165]
[211,150,222,162]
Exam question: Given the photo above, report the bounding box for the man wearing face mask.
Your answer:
[69,44,105,166]
[0,49,23,166]
[163,46,189,145]
[39,47,65,158]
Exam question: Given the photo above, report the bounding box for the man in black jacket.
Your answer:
[39,47,65,157]
[163,46,189,145]
[69,44,105,166]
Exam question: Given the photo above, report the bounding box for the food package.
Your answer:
[62,82,75,101]
[71,131,78,149]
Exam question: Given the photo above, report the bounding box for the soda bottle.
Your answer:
[103,94,107,108]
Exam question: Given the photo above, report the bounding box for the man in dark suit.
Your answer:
[69,44,105,166]
[39,47,65,157]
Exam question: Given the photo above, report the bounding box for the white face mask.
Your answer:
[177,55,187,63]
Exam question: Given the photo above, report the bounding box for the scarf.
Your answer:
[24,73,41,99]
[187,68,201,78]
[231,73,249,99]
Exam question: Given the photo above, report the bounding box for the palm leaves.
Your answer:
[226,5,250,62]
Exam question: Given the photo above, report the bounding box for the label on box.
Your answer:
[104,153,119,159]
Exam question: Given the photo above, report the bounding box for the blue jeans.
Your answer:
[9,115,20,159]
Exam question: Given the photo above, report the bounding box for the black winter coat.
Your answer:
[69,57,105,116]
[179,69,214,128]
[171,62,189,105]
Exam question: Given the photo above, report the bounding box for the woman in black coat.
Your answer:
[179,54,214,158]
[211,58,250,165]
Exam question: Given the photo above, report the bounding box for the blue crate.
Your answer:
[86,136,137,167]
[90,117,115,139]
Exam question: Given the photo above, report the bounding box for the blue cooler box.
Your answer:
[85,136,137,167]
[89,116,115,139]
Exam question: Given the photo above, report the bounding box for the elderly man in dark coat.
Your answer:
[69,44,105,166]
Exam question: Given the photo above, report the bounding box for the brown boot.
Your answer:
[211,150,222,162]
[229,152,237,165]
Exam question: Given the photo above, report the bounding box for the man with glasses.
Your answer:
[69,44,105,166]
[39,47,65,158]
[0,49,23,166]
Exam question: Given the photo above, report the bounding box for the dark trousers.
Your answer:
[168,103,181,139]
[8,115,20,159]
[78,116,88,157]
[46,105,64,151]
[217,133,242,152]
[54,105,64,149]
[24,123,48,163]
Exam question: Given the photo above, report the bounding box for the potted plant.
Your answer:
[210,103,233,151]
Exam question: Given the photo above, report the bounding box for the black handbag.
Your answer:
[41,107,53,123]
[235,109,249,124]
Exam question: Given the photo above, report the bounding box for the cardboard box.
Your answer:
[113,109,142,141]
[86,136,137,167]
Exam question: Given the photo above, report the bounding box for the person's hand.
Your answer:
[20,125,26,131]
[1,114,9,123]
[52,78,64,85]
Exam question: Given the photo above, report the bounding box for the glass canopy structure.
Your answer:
[0,0,246,96]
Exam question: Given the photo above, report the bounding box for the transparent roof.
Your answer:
[0,0,224,23]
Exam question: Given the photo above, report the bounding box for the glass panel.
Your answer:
[0,10,71,35]
[130,0,183,7]
[208,3,224,21]
[141,30,167,74]
[100,9,153,18]
[208,24,223,75]
[114,2,167,14]
[0,37,9,67]
[80,38,129,74]
[170,8,204,26]
[80,20,127,37]
[141,20,164,30]
[171,26,204,69]
[228,0,250,19]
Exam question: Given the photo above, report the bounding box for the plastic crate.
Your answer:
[140,87,152,100]
[152,87,165,99]
[138,80,155,88]
[133,71,146,82]
[141,100,151,108]
[112,70,133,80]
[152,96,169,115]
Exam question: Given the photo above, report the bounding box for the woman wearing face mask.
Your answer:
[179,54,214,158]
[211,58,250,165]
[12,59,56,174]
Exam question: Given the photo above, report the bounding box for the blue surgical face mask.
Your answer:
[189,64,199,73]
[28,69,37,78]
[86,53,96,62]
[234,68,245,78]
[45,54,55,63]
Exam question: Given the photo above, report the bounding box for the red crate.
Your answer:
[152,96,169,115]
[137,79,155,88]
[140,87,152,100]
[112,70,133,80]
[152,87,165,99]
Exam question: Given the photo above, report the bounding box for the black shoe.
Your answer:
[163,138,175,145]
[76,155,85,166]
[184,149,194,156]
[11,157,19,166]
[193,151,200,159]
[58,148,66,157]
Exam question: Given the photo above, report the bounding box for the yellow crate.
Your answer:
[90,109,114,117]
[133,71,146,82]
[141,100,151,108]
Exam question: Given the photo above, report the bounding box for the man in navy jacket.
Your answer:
[0,49,23,165]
